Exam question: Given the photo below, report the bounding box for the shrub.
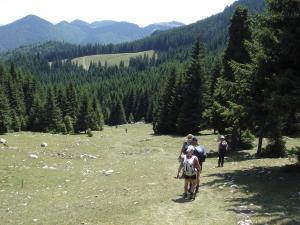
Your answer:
[261,137,286,158]
[238,130,255,149]
[87,128,93,137]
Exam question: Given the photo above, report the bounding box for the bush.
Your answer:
[87,128,93,137]
[238,130,255,149]
[261,137,286,158]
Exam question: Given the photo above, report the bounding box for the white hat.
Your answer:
[187,145,195,153]
[220,135,225,139]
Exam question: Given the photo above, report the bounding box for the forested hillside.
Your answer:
[0,0,299,158]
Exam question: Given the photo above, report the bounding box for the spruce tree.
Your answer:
[45,88,64,133]
[109,98,126,125]
[214,7,252,150]
[0,86,12,134]
[75,94,93,133]
[153,67,177,134]
[176,38,205,134]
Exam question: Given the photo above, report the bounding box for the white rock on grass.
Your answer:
[230,184,239,189]
[42,165,56,170]
[104,169,114,176]
[41,142,48,147]
[238,219,252,225]
[0,138,7,144]
[80,154,97,159]
[29,154,38,159]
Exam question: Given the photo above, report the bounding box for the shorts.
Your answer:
[184,174,196,180]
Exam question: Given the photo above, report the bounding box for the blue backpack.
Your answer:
[194,145,206,162]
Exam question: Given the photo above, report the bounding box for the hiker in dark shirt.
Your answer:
[218,135,228,167]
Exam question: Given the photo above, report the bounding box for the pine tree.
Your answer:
[247,0,300,155]
[0,86,12,134]
[109,98,126,125]
[214,6,252,150]
[45,88,64,133]
[176,38,205,134]
[91,98,104,131]
[75,94,93,133]
[223,6,252,81]
[153,67,178,134]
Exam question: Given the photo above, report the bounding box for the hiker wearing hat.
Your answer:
[176,145,201,200]
[178,134,193,160]
[218,135,228,167]
[191,136,206,193]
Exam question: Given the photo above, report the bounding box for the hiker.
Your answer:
[191,136,206,192]
[176,145,201,200]
[218,135,228,167]
[178,134,193,160]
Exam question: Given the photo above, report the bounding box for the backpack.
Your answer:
[183,155,196,176]
[194,145,206,162]
[219,141,228,154]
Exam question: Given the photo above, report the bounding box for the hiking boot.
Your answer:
[183,193,188,199]
[190,193,195,200]
[195,185,199,193]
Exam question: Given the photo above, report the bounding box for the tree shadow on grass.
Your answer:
[202,165,300,224]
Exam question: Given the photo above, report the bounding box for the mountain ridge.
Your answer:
[0,16,184,51]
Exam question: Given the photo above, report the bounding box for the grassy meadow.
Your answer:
[0,124,299,225]
[71,50,155,70]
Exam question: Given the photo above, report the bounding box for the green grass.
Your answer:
[0,124,299,225]
[71,50,155,70]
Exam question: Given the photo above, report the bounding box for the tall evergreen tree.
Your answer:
[75,94,93,133]
[109,98,127,125]
[0,86,12,134]
[176,38,205,134]
[91,98,104,131]
[153,67,177,134]
[45,88,64,132]
[214,6,252,150]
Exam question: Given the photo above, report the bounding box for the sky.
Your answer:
[0,0,237,27]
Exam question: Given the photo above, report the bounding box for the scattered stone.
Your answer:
[33,219,39,222]
[41,142,48,147]
[29,154,38,159]
[65,179,71,183]
[42,165,56,170]
[80,154,97,159]
[147,182,157,185]
[219,186,224,189]
[104,169,114,176]
[238,219,252,225]
[0,138,7,144]
[134,201,139,205]
[230,184,239,189]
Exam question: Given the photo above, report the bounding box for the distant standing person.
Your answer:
[191,137,206,192]
[218,135,228,167]
[176,145,201,200]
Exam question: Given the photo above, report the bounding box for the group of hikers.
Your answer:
[175,134,229,200]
